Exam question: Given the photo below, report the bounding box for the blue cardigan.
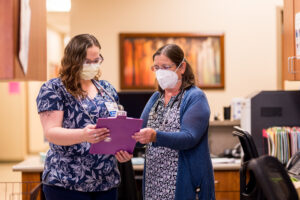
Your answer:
[140,86,215,200]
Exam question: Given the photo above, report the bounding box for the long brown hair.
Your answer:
[153,44,195,93]
[59,34,101,98]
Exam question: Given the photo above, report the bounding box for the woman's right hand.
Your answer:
[132,128,157,144]
[83,124,110,143]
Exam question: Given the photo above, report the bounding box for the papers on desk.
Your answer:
[131,157,145,165]
[131,157,241,165]
[211,158,241,164]
[264,127,300,164]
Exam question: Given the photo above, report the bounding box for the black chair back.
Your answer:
[248,155,299,200]
[232,126,262,200]
[233,126,258,162]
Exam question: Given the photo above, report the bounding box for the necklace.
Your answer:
[79,96,99,124]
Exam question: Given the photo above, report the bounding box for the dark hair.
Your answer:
[59,34,101,98]
[153,44,195,92]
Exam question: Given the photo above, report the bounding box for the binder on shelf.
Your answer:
[264,126,300,164]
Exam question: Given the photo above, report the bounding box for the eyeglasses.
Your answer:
[83,54,104,65]
[151,63,177,71]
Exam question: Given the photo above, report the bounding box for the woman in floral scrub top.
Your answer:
[36,34,132,200]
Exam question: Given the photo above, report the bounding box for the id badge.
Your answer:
[104,102,118,117]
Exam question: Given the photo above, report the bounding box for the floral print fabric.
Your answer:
[145,92,184,200]
[36,78,120,192]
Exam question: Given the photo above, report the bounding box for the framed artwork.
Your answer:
[119,33,224,90]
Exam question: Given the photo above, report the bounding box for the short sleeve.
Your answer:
[36,81,64,113]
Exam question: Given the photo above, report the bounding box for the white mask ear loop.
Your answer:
[175,58,185,81]
[178,58,185,69]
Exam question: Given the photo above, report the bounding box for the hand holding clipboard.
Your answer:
[89,113,143,155]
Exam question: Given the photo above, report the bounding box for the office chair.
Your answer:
[232,126,262,200]
[233,126,259,161]
[248,155,299,200]
[286,151,300,180]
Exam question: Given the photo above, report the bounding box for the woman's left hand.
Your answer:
[115,150,133,163]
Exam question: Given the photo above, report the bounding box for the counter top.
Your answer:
[13,156,44,172]
[209,120,240,127]
[13,156,241,172]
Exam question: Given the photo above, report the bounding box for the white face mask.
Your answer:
[155,69,179,90]
[80,63,100,80]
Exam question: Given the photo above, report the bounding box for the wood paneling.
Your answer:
[21,172,42,200]
[215,192,240,200]
[283,0,300,81]
[0,0,46,81]
[0,0,14,79]
[295,0,300,80]
[214,170,240,200]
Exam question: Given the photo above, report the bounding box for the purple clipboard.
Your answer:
[89,115,143,155]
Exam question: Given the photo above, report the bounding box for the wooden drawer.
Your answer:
[215,192,240,200]
[214,170,239,192]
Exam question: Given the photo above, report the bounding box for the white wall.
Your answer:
[70,0,285,119]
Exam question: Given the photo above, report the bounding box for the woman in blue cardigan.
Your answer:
[133,44,215,200]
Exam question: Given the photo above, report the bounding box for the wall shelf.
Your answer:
[210,120,240,127]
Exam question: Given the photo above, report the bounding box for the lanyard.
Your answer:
[92,80,117,103]
[154,90,184,113]
[153,90,184,129]
[78,97,98,124]
[79,80,118,124]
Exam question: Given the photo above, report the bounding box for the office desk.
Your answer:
[14,156,300,200]
[13,156,243,200]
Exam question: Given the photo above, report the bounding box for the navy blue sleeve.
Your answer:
[36,81,64,113]
[152,92,210,150]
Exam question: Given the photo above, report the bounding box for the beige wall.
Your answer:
[71,0,286,119]
[0,27,65,160]
[3,0,300,160]
[0,82,27,161]
[28,81,47,153]
[27,27,65,154]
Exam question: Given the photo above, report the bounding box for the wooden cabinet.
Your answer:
[214,170,240,200]
[283,0,300,80]
[0,0,46,81]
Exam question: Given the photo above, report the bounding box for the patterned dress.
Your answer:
[145,91,185,200]
[36,78,120,192]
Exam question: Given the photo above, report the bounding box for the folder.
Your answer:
[89,115,143,155]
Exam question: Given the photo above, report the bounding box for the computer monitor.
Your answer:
[118,91,154,118]
[118,91,154,157]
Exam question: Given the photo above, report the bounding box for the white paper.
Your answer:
[295,13,300,56]
[211,158,238,164]
[131,157,145,165]
[19,0,31,74]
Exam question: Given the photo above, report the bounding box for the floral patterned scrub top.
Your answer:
[36,78,120,192]
[145,91,185,200]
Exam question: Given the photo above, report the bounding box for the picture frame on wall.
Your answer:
[119,33,225,90]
